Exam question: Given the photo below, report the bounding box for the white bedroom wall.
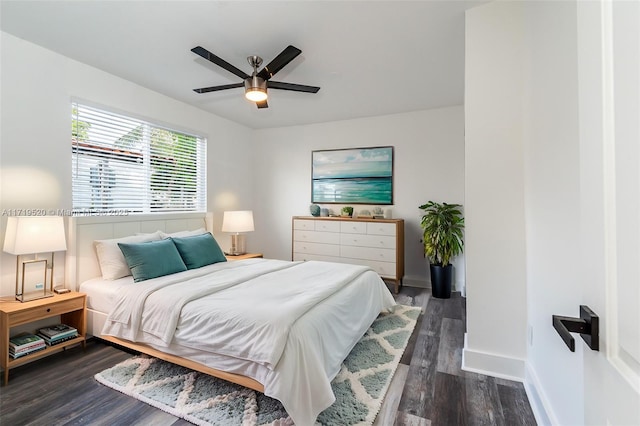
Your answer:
[522,2,583,424]
[466,1,589,423]
[0,32,254,296]
[464,1,528,380]
[250,106,465,291]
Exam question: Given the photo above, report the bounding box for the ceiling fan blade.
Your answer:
[191,46,249,80]
[268,81,320,93]
[193,83,244,94]
[257,45,302,80]
[256,100,269,109]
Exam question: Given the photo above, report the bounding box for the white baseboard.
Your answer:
[461,334,525,381]
[524,363,556,426]
[462,334,555,425]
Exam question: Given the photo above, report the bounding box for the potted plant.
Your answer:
[341,206,354,217]
[419,201,464,298]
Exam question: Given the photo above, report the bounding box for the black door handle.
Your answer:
[552,305,599,352]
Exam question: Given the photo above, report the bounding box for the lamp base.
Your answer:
[227,234,246,256]
[14,255,56,303]
[16,290,54,303]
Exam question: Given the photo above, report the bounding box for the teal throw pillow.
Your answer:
[118,239,187,282]
[171,232,227,269]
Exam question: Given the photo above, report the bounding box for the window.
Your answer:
[71,102,206,214]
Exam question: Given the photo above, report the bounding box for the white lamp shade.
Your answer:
[3,216,67,255]
[221,210,254,233]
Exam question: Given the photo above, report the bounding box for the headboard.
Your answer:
[66,212,213,289]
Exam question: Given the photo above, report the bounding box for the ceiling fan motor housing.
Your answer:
[244,75,267,101]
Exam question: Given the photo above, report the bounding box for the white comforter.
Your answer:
[102,259,396,425]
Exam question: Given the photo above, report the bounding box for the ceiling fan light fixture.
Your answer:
[244,76,268,102]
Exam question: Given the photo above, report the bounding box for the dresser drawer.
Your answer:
[340,233,396,249]
[366,222,397,236]
[294,230,340,244]
[293,241,340,257]
[314,220,340,233]
[340,245,396,262]
[8,297,84,326]
[293,219,315,231]
[340,221,367,234]
[293,253,342,263]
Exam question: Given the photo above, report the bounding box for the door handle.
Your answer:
[552,305,599,352]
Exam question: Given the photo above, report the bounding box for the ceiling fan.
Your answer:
[191,45,320,109]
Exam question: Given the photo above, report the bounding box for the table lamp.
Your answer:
[221,210,254,255]
[3,216,67,302]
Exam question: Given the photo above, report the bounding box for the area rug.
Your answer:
[95,304,420,426]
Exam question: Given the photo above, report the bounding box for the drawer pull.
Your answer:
[47,308,51,313]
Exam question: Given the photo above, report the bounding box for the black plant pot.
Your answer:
[430,264,453,299]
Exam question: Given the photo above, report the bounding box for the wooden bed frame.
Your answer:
[67,213,264,392]
[99,335,264,391]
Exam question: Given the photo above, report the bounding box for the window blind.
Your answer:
[71,102,206,214]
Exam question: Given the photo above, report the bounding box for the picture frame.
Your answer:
[312,146,394,204]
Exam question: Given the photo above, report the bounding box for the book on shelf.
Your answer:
[9,334,46,359]
[10,340,46,353]
[38,333,79,346]
[10,345,46,359]
[9,333,45,351]
[37,324,77,339]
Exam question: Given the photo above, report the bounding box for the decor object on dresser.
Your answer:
[341,206,354,217]
[419,201,464,299]
[95,304,420,426]
[310,204,321,217]
[221,210,254,255]
[3,216,67,302]
[292,216,405,293]
[312,147,394,204]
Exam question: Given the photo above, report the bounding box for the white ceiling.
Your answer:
[0,1,486,129]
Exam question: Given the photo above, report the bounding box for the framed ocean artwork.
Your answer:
[312,146,394,204]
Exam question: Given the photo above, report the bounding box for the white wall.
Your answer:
[466,1,590,424]
[250,107,466,290]
[0,32,254,296]
[464,1,528,380]
[522,2,584,425]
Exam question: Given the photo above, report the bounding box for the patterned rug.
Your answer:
[95,304,420,426]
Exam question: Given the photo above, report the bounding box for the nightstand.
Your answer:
[225,253,263,261]
[0,291,86,385]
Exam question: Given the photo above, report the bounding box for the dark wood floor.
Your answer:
[0,287,536,426]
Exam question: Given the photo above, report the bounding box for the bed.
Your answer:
[68,213,396,426]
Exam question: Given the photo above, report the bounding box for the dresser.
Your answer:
[292,216,405,293]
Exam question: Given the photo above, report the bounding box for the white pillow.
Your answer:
[95,231,163,280]
[159,228,207,239]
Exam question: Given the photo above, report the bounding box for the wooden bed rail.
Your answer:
[98,335,265,392]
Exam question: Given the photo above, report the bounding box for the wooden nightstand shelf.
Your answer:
[225,253,263,261]
[0,291,86,385]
